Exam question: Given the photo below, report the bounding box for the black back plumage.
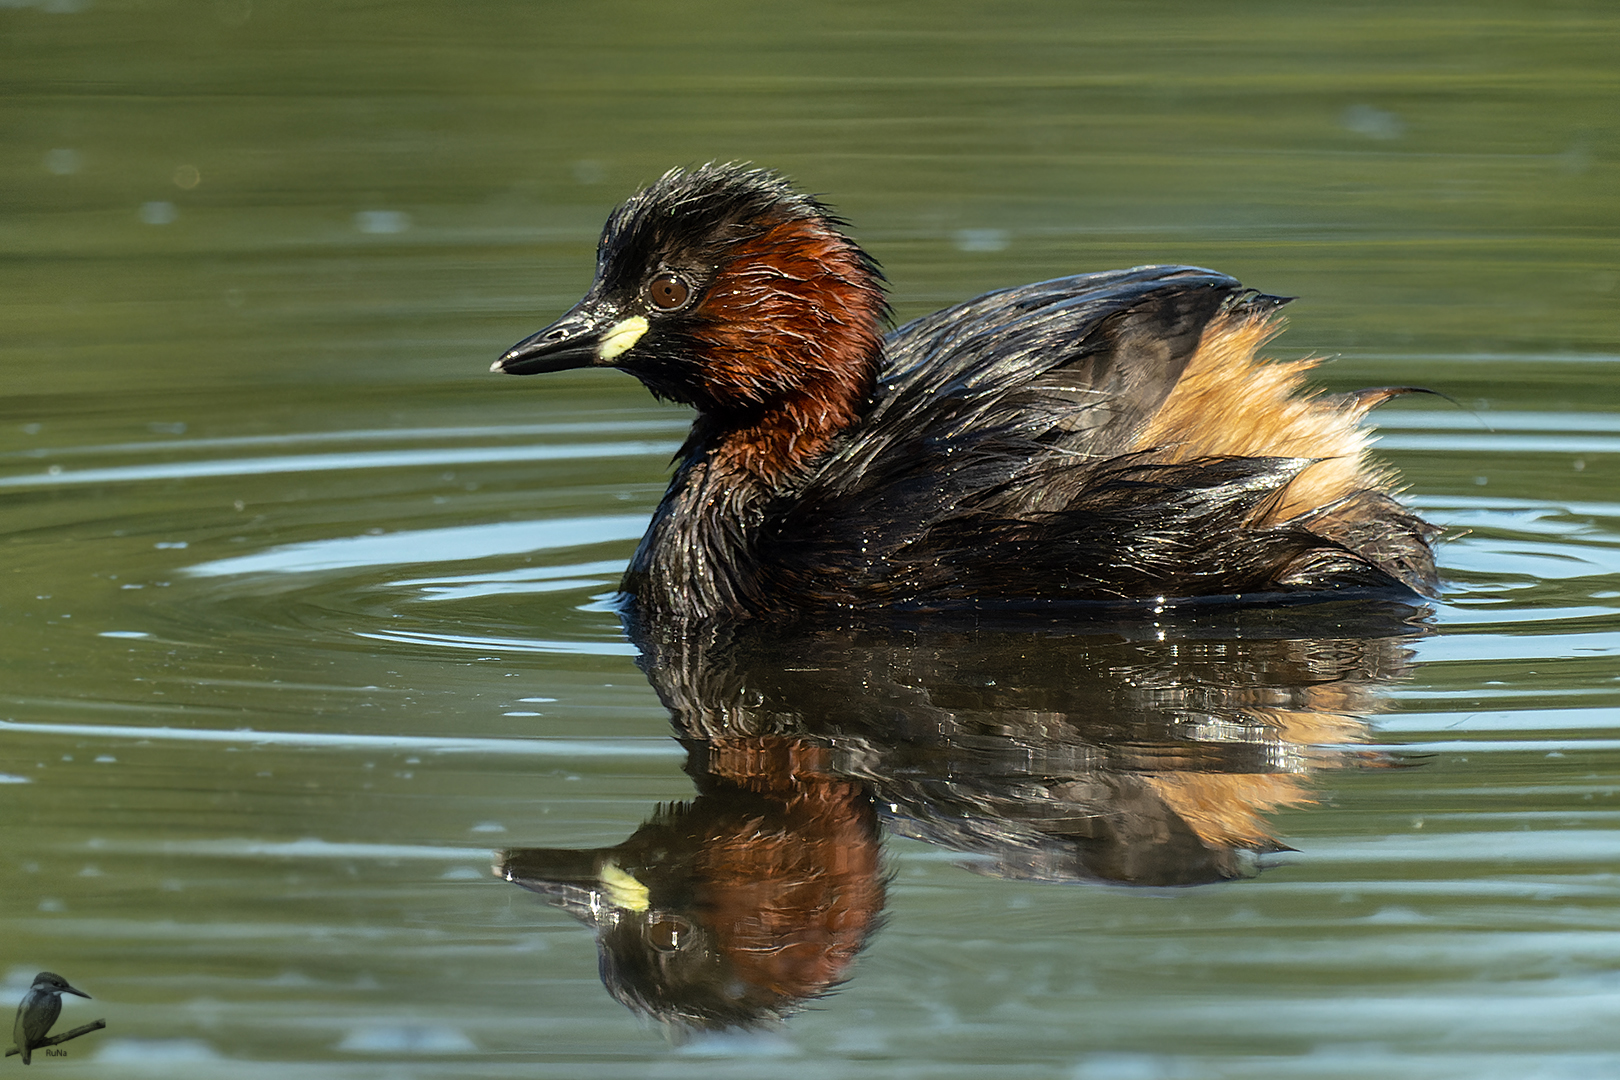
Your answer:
[737,267,1425,611]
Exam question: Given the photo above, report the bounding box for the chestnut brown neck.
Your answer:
[695,392,862,489]
[686,214,886,486]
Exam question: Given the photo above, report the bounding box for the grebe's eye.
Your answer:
[647,273,691,311]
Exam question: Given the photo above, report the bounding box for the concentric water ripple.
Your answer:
[5,396,1618,1075]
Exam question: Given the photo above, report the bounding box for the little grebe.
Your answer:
[495,164,1438,619]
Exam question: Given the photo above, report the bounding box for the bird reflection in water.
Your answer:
[501,735,882,1029]
[498,601,1426,1031]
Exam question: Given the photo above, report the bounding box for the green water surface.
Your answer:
[3,1,1618,1077]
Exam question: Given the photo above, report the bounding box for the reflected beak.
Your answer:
[496,847,612,926]
[492,301,648,376]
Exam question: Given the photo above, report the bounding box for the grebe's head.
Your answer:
[494,164,887,420]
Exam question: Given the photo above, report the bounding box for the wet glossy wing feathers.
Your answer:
[761,266,1392,604]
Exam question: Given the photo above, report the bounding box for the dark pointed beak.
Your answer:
[496,847,614,926]
[63,984,90,999]
[493,299,642,376]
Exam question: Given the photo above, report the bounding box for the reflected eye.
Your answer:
[647,273,692,311]
[646,915,692,953]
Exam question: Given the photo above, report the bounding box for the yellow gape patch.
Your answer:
[598,316,649,361]
[599,862,650,911]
